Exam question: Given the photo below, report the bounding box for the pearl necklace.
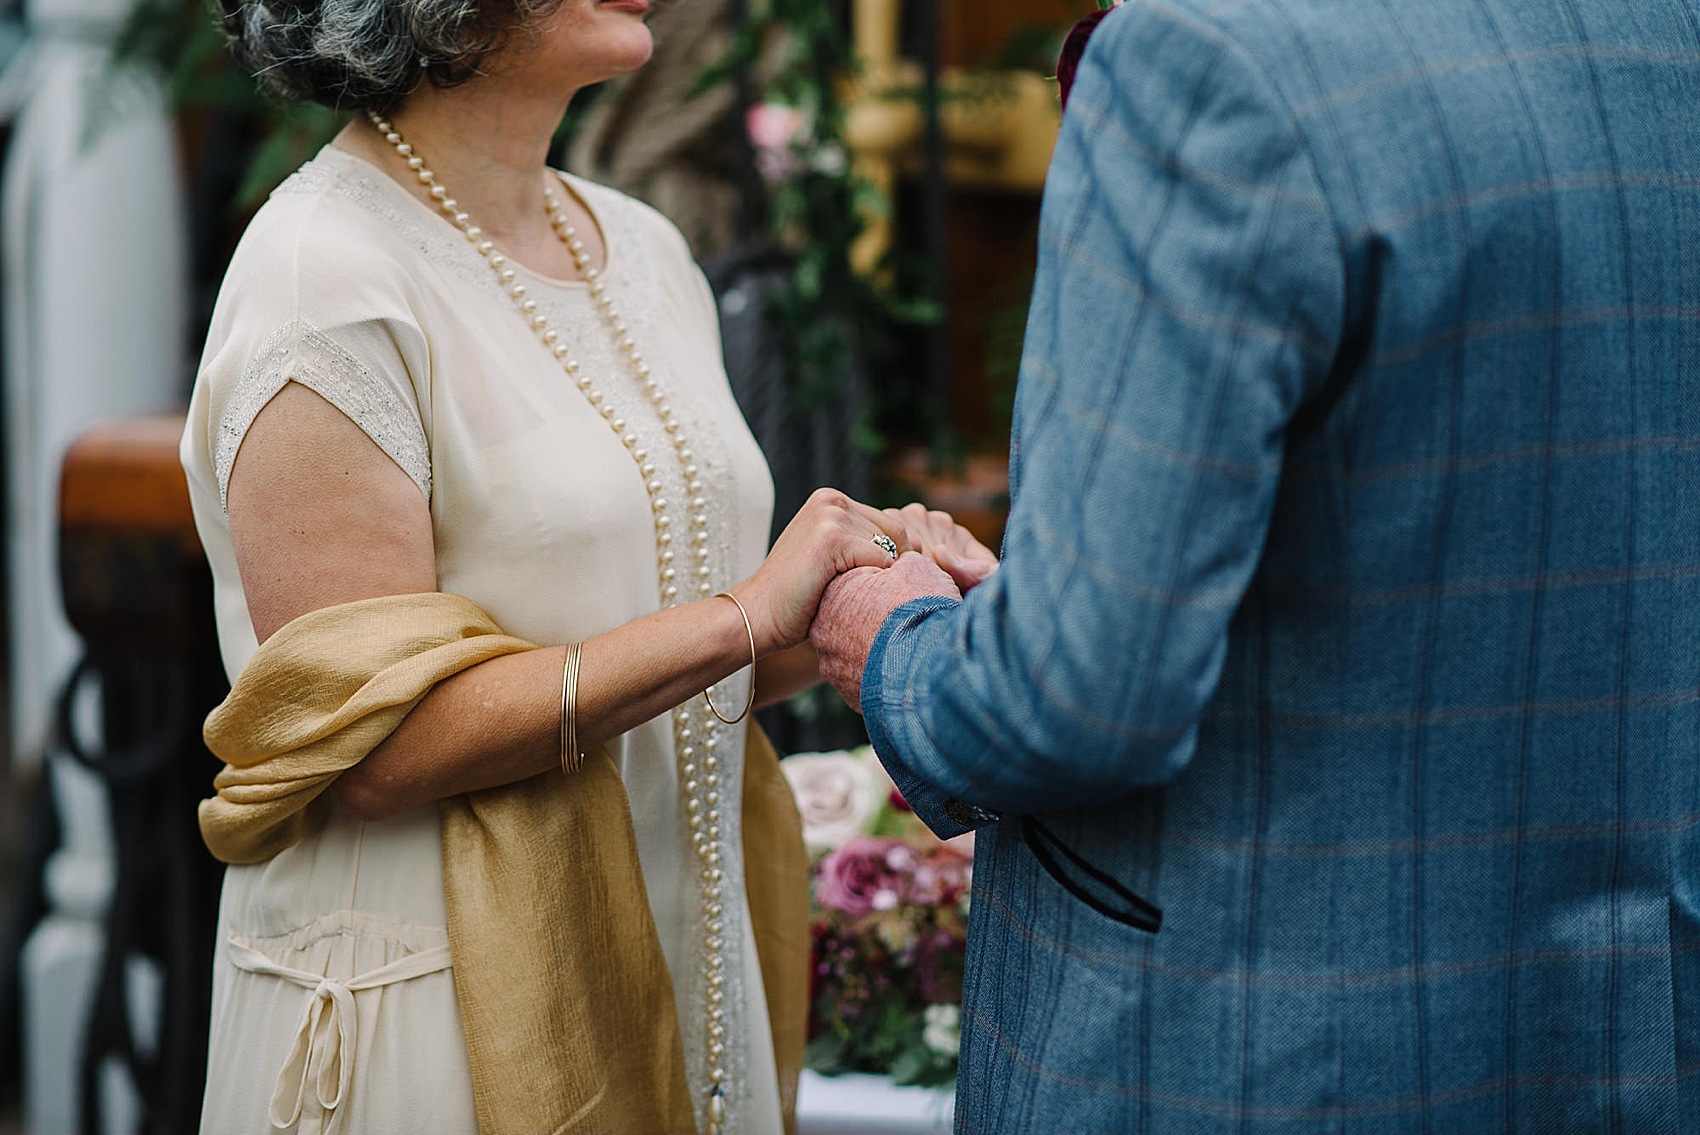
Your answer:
[367,111,738,1135]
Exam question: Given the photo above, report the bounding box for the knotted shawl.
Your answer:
[198,592,807,1134]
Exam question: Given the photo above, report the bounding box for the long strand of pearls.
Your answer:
[366,110,737,1135]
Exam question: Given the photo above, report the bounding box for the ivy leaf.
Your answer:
[235,106,342,208]
[887,1046,932,1086]
[886,297,944,325]
[805,1029,850,1076]
[851,420,887,457]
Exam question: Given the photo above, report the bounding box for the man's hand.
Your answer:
[812,552,962,711]
[883,503,999,592]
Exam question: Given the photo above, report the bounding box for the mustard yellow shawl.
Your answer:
[199,592,808,1134]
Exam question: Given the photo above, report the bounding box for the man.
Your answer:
[810,0,1700,1129]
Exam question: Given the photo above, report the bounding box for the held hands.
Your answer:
[813,552,962,712]
[809,502,996,712]
[882,503,999,592]
[730,488,912,656]
[730,489,995,705]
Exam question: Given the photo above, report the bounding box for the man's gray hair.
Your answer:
[219,0,560,110]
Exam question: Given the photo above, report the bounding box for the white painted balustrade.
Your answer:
[2,0,186,1125]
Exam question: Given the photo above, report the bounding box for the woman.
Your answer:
[179,0,995,1131]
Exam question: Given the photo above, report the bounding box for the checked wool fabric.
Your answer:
[861,0,1700,1130]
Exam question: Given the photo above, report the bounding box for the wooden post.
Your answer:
[26,415,221,1135]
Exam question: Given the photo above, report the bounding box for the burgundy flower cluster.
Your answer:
[807,834,973,1085]
[1056,2,1121,111]
[782,747,974,1085]
[817,835,971,917]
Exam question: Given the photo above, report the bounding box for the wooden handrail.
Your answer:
[59,413,200,551]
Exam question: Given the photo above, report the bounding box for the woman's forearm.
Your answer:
[754,642,823,709]
[333,593,755,819]
[237,388,914,824]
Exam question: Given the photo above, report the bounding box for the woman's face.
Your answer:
[501,0,655,95]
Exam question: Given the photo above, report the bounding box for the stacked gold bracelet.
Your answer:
[559,641,583,775]
[704,591,756,726]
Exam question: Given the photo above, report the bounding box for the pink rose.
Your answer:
[905,842,972,904]
[817,836,908,916]
[782,748,891,855]
[747,103,809,150]
[746,103,812,183]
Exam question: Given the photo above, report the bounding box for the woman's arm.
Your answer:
[754,642,823,709]
[229,382,905,821]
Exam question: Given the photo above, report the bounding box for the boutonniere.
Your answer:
[1057,0,1125,111]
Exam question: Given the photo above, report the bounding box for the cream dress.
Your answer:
[180,146,784,1135]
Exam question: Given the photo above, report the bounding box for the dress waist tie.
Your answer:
[226,937,454,1134]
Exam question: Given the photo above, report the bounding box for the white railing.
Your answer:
[3,0,186,1126]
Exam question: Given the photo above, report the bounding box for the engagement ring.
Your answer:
[872,533,899,561]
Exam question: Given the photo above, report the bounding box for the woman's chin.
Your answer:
[604,38,656,81]
[584,21,655,81]
[525,3,654,89]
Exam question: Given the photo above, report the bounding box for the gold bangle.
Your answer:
[559,641,583,775]
[704,591,756,726]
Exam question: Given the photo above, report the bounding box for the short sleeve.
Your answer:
[195,188,433,511]
[210,317,431,509]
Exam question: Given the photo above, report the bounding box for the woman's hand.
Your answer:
[883,503,999,592]
[731,488,911,656]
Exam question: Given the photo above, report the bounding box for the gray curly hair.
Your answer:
[219,0,561,111]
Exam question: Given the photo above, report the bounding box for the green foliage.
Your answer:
[979,267,1036,440]
[808,895,965,1089]
[114,0,345,208]
[234,104,346,206]
[112,0,225,101]
[888,1042,955,1089]
[710,0,942,464]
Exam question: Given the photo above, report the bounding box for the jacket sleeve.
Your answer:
[862,0,1345,827]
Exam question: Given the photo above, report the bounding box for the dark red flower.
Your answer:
[1056,7,1113,112]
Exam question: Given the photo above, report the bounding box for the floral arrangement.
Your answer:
[782,747,973,1088]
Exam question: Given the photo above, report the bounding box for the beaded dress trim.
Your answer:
[214,318,432,509]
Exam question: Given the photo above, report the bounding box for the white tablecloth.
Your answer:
[796,1070,955,1134]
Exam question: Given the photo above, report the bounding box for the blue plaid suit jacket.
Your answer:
[860,0,1700,1130]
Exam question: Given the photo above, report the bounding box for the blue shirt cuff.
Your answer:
[862,595,997,840]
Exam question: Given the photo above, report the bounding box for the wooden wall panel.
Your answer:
[936,0,1076,448]
[937,0,1083,68]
